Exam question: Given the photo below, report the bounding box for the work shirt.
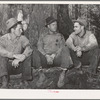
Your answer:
[37,29,65,55]
[66,31,98,51]
[0,33,32,58]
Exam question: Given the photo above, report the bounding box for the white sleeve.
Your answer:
[86,34,98,47]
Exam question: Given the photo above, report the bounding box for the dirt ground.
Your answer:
[1,66,100,89]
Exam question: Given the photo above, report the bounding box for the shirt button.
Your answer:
[55,43,57,46]
[56,39,58,42]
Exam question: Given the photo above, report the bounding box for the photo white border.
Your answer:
[0,1,100,99]
[0,1,100,4]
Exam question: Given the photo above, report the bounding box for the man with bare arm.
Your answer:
[0,18,32,88]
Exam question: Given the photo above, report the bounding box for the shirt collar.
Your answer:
[77,30,86,38]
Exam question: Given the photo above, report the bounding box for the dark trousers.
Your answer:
[70,47,100,74]
[0,55,32,81]
[32,46,73,69]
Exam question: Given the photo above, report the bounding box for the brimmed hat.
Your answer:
[45,16,57,27]
[73,18,87,28]
[6,18,19,30]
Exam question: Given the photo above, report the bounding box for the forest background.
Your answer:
[0,4,99,47]
[0,4,99,89]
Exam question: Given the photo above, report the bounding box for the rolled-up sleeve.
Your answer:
[22,36,33,57]
[83,34,98,51]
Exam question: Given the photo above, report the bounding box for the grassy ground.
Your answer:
[3,66,100,89]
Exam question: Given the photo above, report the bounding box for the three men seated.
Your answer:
[0,16,99,88]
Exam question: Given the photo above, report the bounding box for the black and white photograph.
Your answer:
[0,0,100,99]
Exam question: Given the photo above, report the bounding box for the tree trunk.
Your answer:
[75,4,78,19]
[57,4,73,40]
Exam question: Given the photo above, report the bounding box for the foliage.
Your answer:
[89,5,100,46]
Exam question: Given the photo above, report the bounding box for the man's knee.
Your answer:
[0,56,8,66]
[89,48,100,60]
[90,47,99,54]
[0,56,8,77]
[59,46,73,68]
[62,46,70,53]
[31,49,43,69]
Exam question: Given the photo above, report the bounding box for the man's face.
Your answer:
[48,21,57,32]
[74,22,82,34]
[14,24,23,37]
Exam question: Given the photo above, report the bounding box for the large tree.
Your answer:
[57,4,73,40]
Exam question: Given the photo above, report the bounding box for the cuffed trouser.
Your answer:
[32,46,73,69]
[0,55,32,81]
[70,47,100,74]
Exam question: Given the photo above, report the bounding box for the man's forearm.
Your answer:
[66,41,76,51]
[23,46,33,58]
[13,54,26,62]
[38,48,46,56]
[68,44,77,51]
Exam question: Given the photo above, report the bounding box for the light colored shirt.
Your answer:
[66,31,98,51]
[0,33,32,58]
[37,30,65,55]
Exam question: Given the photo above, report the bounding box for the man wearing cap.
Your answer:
[0,18,32,88]
[32,16,73,88]
[66,18,100,76]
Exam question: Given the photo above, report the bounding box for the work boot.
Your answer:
[57,69,66,88]
[36,70,46,87]
[1,76,8,89]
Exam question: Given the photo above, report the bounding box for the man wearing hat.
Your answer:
[32,16,73,88]
[0,18,32,88]
[66,18,100,76]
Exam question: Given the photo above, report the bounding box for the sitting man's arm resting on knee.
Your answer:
[37,34,53,64]
[14,37,33,62]
[12,45,32,68]
[66,35,78,52]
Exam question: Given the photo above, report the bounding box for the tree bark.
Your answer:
[57,4,73,40]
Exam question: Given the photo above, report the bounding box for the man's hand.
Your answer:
[76,50,82,57]
[76,46,82,57]
[13,54,26,62]
[51,54,56,59]
[81,46,86,52]
[45,55,53,65]
[12,59,20,68]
